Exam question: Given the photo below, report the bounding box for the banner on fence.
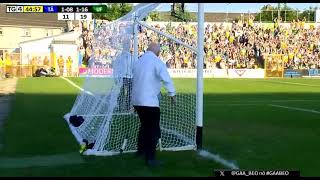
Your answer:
[214,69,229,78]
[168,69,197,78]
[167,69,264,78]
[167,69,229,78]
[283,69,308,78]
[227,69,265,78]
[78,67,113,77]
[308,69,319,76]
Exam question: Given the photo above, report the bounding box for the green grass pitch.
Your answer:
[0,77,319,176]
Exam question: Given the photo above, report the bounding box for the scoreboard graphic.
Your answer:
[6,5,107,20]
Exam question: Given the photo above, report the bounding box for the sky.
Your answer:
[6,3,320,13]
[154,3,320,13]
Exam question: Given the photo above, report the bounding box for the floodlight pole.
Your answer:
[196,3,204,150]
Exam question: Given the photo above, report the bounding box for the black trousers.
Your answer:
[134,106,161,161]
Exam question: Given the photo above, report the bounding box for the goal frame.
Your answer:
[132,3,204,150]
[64,3,205,155]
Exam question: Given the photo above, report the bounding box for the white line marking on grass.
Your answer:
[206,103,265,107]
[207,99,320,103]
[198,150,239,169]
[268,81,320,88]
[60,77,94,96]
[269,104,320,114]
[61,77,240,169]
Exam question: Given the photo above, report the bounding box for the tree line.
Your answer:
[255,3,317,22]
[92,3,318,22]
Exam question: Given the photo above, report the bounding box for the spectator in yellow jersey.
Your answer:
[67,56,73,76]
[4,54,12,76]
[79,16,320,70]
[58,55,64,76]
[248,15,254,27]
[0,55,4,79]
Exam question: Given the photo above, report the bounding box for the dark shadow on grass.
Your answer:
[1,91,320,176]
[3,91,320,155]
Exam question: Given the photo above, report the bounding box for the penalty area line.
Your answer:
[265,81,320,88]
[269,104,320,114]
[198,149,239,170]
[60,77,94,96]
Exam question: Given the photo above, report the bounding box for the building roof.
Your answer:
[0,4,68,28]
[19,31,80,45]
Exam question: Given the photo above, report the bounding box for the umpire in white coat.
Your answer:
[132,42,176,167]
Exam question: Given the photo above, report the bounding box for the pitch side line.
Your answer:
[269,104,320,114]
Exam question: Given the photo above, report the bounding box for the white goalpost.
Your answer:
[64,3,204,156]
[196,3,204,149]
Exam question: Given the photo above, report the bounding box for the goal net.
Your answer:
[64,3,198,156]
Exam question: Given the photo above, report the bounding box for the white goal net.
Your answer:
[64,3,198,156]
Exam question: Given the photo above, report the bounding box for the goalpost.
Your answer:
[64,3,204,156]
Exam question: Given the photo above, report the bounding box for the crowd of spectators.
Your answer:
[79,16,320,70]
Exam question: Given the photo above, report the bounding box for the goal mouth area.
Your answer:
[64,112,196,156]
[83,145,196,156]
[63,3,204,157]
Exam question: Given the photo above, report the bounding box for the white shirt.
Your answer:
[132,51,175,107]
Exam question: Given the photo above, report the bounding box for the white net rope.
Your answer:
[64,3,197,155]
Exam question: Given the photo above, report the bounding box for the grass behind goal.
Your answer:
[0,77,320,176]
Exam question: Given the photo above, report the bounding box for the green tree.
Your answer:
[255,4,274,22]
[93,3,133,21]
[255,3,298,22]
[147,12,161,21]
[280,3,298,22]
[299,6,316,22]
[170,3,196,22]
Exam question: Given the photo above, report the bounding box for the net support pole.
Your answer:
[133,13,139,61]
[196,3,204,150]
